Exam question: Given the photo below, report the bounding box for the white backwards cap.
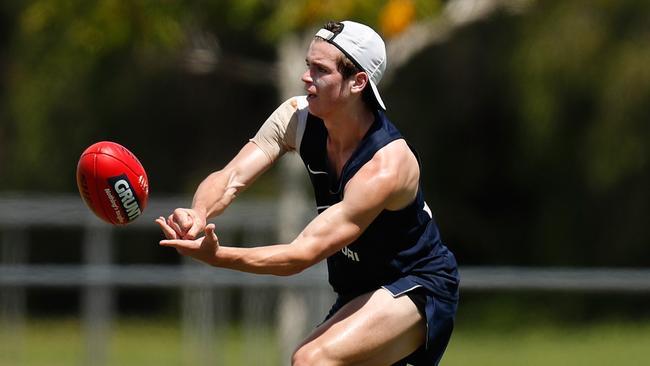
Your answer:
[315,21,387,110]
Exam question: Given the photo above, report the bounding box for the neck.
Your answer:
[323,103,375,151]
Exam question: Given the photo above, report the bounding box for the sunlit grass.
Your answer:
[0,317,280,366]
[445,322,650,366]
[1,318,649,365]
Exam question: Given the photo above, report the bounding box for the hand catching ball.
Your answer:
[76,141,149,225]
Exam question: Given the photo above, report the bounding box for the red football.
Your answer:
[76,141,149,225]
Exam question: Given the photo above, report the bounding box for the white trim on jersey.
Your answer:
[423,201,433,218]
[295,96,309,153]
[307,164,328,175]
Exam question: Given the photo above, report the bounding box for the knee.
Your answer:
[292,343,334,366]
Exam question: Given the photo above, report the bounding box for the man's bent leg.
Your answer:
[292,289,425,366]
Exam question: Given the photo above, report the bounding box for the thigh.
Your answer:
[297,289,425,366]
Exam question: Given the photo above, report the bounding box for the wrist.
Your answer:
[210,246,232,268]
[191,206,208,221]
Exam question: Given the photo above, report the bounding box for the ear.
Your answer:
[350,71,369,95]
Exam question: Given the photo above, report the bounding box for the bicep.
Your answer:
[288,144,418,264]
[290,169,393,263]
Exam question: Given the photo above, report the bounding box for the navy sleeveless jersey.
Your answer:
[298,110,460,303]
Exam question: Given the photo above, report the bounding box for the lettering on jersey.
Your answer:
[341,246,360,262]
[108,174,142,222]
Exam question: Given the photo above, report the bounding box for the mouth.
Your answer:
[305,87,317,100]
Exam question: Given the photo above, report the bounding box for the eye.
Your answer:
[305,60,329,74]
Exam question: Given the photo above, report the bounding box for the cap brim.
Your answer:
[369,80,386,110]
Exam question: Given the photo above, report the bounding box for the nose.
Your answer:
[301,69,312,84]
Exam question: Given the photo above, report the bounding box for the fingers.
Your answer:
[156,217,178,240]
[157,217,217,246]
[159,238,200,250]
[185,219,205,240]
[158,221,220,265]
[166,213,185,237]
[157,207,216,261]
[158,219,201,249]
[204,223,219,243]
[165,209,205,240]
[174,208,193,232]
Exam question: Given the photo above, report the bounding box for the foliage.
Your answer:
[511,0,650,193]
[2,0,189,189]
[256,0,441,39]
[384,0,650,266]
[0,0,648,267]
[0,0,439,191]
[507,0,650,265]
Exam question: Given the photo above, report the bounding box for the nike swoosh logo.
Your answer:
[307,164,328,175]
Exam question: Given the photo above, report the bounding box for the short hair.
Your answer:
[319,21,358,79]
[315,21,379,109]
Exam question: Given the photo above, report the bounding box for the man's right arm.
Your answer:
[192,142,273,218]
[167,142,273,239]
[196,96,304,218]
[166,97,303,239]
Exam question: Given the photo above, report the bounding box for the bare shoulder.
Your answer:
[346,139,420,211]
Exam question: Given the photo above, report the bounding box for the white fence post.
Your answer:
[0,227,28,365]
[181,258,215,366]
[276,32,316,365]
[241,227,278,365]
[82,223,113,366]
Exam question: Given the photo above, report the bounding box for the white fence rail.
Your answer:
[0,193,327,366]
[1,194,649,366]
[2,264,650,292]
[2,193,649,292]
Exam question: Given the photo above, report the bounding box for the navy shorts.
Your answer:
[325,283,457,366]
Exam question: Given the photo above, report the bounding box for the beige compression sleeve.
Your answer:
[249,97,303,163]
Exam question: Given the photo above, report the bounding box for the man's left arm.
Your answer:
[159,140,419,276]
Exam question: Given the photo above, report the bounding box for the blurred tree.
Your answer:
[0,0,648,267]
[0,0,443,191]
[2,0,190,189]
[385,0,649,266]
[507,0,650,265]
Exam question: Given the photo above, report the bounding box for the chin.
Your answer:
[306,98,324,118]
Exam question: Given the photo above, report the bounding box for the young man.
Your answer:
[157,20,459,366]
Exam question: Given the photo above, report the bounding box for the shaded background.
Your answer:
[0,0,649,365]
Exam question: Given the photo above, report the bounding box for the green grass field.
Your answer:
[1,318,649,365]
[445,322,650,366]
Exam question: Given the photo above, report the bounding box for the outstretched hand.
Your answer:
[156,218,220,264]
[164,208,206,240]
